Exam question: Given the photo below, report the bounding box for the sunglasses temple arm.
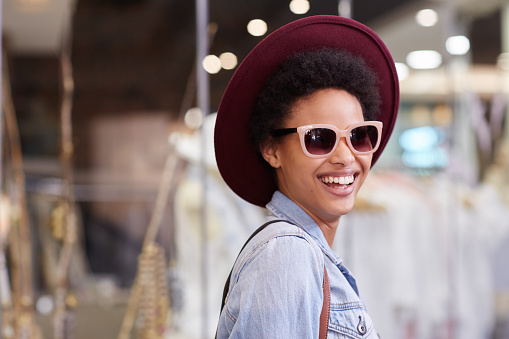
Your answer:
[271,128,298,137]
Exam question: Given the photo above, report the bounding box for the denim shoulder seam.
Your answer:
[233,225,324,285]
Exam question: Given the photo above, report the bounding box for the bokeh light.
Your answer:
[407,50,442,69]
[247,19,268,37]
[289,0,310,15]
[202,54,221,74]
[219,52,238,70]
[395,63,410,81]
[446,35,470,55]
[416,9,438,27]
[185,107,204,130]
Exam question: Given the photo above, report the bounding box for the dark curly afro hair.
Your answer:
[249,48,381,152]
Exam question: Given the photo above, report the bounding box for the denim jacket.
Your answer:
[216,191,379,339]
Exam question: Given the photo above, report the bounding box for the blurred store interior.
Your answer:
[2,0,509,338]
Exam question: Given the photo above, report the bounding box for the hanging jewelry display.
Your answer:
[117,22,218,338]
[0,193,14,337]
[117,151,180,339]
[52,15,78,339]
[1,48,41,339]
[136,243,169,339]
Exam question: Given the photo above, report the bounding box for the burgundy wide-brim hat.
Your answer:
[214,15,400,207]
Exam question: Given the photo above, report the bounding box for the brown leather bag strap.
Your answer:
[319,265,330,339]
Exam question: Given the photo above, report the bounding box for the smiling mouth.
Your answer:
[319,175,355,187]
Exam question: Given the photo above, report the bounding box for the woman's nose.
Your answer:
[329,137,355,165]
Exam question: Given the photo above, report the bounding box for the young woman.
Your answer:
[214,15,399,338]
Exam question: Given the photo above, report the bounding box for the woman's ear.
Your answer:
[260,139,281,169]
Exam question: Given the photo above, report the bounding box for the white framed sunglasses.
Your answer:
[271,121,383,158]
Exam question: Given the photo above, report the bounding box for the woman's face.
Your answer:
[262,89,372,226]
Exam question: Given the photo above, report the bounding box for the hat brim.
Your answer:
[214,15,400,207]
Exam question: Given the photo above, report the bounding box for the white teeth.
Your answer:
[320,175,354,185]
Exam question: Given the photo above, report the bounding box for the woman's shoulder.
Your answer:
[252,218,321,250]
[232,219,324,277]
[221,220,326,338]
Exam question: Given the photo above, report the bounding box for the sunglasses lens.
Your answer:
[304,128,336,155]
[350,125,378,153]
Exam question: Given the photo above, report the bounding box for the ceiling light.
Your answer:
[416,9,438,27]
[219,52,238,70]
[289,0,310,15]
[247,19,268,37]
[406,50,442,69]
[446,35,470,55]
[202,55,221,74]
[395,63,409,81]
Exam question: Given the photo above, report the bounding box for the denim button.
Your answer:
[357,316,367,335]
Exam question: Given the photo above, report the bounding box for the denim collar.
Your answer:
[266,191,342,266]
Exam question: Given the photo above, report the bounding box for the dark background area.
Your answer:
[8,0,501,163]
